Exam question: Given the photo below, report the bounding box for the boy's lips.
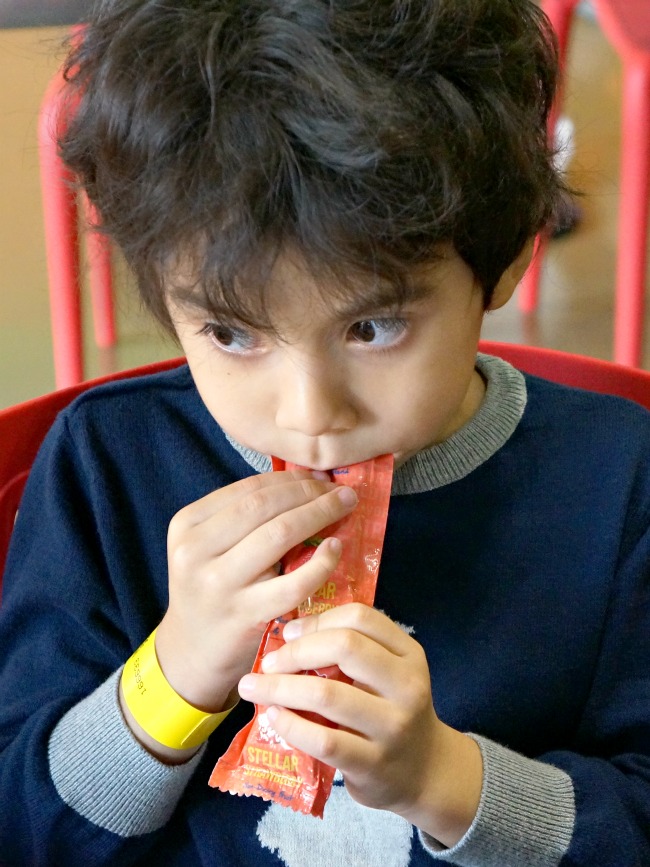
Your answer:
[269,439,417,471]
[274,448,397,473]
[269,449,357,472]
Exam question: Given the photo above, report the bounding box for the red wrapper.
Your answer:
[209,453,394,816]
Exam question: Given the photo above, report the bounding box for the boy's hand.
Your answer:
[238,604,483,847]
[154,471,358,715]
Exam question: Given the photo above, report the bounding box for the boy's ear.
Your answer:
[487,238,536,311]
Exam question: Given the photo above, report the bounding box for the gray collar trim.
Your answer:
[224,353,527,495]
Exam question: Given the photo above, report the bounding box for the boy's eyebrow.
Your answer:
[167,288,237,321]
[329,279,435,320]
[167,276,436,323]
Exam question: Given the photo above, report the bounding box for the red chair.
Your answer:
[0,357,185,593]
[518,0,650,369]
[38,47,116,390]
[479,340,650,407]
[3,344,650,595]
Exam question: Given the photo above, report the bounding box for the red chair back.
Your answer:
[480,340,650,409]
[0,358,185,588]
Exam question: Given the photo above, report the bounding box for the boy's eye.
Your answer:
[199,322,260,354]
[347,318,407,347]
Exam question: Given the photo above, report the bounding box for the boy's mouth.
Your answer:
[274,450,399,474]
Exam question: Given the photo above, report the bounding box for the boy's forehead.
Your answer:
[166,245,460,322]
[266,254,437,316]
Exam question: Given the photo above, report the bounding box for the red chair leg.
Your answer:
[39,36,117,385]
[613,61,650,367]
[541,0,582,68]
[38,73,84,389]
[518,235,548,314]
[518,0,581,314]
[83,197,116,349]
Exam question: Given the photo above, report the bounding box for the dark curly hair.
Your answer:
[60,0,565,333]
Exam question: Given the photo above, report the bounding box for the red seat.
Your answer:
[38,42,116,390]
[479,340,650,406]
[3,344,650,595]
[0,357,185,591]
[518,0,650,368]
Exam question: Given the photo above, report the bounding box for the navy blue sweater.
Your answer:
[0,356,649,866]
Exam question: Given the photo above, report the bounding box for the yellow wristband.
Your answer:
[121,629,234,750]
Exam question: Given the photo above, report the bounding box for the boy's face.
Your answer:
[168,246,517,471]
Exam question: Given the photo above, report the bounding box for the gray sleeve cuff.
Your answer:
[418,734,575,866]
[48,667,206,836]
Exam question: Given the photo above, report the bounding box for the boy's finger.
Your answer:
[176,470,329,529]
[170,475,338,559]
[218,485,358,581]
[255,704,368,775]
[282,603,412,657]
[238,670,386,741]
[259,627,407,704]
[249,536,343,624]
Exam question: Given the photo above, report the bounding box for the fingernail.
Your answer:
[283,619,303,640]
[336,486,358,507]
[266,705,279,723]
[311,470,330,481]
[238,674,258,693]
[323,537,342,556]
[261,652,277,672]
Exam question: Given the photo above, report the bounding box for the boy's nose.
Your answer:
[274,362,357,437]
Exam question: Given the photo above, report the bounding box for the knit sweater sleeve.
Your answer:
[418,736,575,865]
[419,445,650,865]
[48,668,205,836]
[0,409,201,865]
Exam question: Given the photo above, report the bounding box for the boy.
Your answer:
[1,1,649,864]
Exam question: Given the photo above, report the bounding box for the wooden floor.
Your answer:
[0,12,648,408]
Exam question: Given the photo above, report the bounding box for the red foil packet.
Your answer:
[209,453,394,817]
